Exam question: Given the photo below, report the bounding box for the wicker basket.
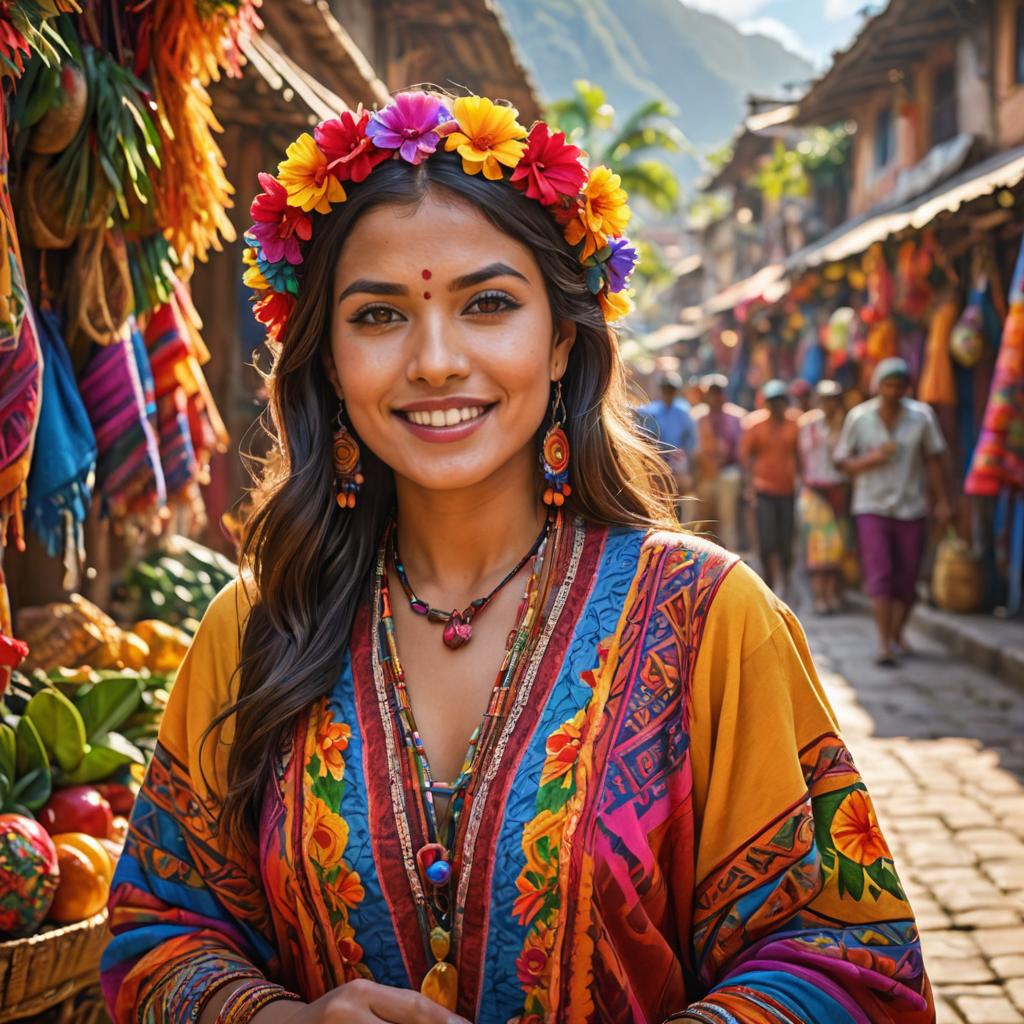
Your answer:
[0,912,109,1022]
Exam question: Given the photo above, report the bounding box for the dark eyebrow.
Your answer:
[337,279,409,303]
[449,262,529,292]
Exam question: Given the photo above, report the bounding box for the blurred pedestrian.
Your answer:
[691,374,745,550]
[637,371,697,515]
[834,357,951,666]
[798,380,849,615]
[789,378,813,414]
[741,379,800,595]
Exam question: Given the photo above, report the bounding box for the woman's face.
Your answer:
[329,190,574,497]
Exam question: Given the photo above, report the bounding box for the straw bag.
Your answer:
[931,532,983,613]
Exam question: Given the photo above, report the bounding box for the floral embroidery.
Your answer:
[304,699,369,980]
[814,781,905,903]
[317,710,351,781]
[512,661,602,1017]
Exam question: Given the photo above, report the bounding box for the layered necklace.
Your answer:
[373,511,562,1010]
[391,520,549,649]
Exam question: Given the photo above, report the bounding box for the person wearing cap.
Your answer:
[834,357,951,665]
[637,370,697,516]
[740,379,801,595]
[798,380,850,614]
[691,374,746,550]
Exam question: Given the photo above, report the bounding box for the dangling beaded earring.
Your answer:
[332,401,364,509]
[541,381,571,507]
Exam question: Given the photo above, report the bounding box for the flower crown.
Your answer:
[242,91,639,343]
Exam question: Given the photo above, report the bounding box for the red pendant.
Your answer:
[442,610,473,649]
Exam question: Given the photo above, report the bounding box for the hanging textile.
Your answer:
[965,239,1024,496]
[26,308,95,565]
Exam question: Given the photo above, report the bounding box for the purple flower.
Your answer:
[604,237,639,292]
[365,92,451,165]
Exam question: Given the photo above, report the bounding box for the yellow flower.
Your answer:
[563,165,631,259]
[242,259,270,292]
[317,711,351,782]
[599,288,633,322]
[444,96,527,180]
[277,133,347,213]
[539,708,587,788]
[308,797,350,866]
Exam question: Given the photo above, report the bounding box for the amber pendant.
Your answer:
[421,959,458,1009]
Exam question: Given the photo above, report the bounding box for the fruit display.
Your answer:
[117,534,235,632]
[0,816,59,937]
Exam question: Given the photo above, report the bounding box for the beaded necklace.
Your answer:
[374,512,560,1010]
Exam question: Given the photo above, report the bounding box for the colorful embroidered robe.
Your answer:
[102,524,934,1023]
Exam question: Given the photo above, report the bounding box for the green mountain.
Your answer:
[494,0,814,184]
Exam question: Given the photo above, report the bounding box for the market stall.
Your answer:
[0,0,259,1017]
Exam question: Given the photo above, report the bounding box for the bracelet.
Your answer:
[216,980,303,1024]
[190,971,264,1023]
[665,1003,742,1024]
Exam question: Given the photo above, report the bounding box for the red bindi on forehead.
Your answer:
[421,269,432,280]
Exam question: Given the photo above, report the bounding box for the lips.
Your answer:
[393,400,496,443]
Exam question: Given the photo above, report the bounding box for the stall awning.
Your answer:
[787,145,1024,272]
[642,322,706,351]
[704,262,788,316]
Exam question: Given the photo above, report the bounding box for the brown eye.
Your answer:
[466,290,519,316]
[349,304,404,325]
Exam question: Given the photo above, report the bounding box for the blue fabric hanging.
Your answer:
[26,308,96,558]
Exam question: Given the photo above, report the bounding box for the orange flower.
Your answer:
[332,865,365,909]
[308,798,350,866]
[513,867,554,926]
[443,96,527,180]
[333,919,365,966]
[317,711,351,781]
[563,165,630,259]
[521,808,564,862]
[831,789,891,865]
[539,708,587,788]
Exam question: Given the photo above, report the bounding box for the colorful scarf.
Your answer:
[26,308,96,560]
[78,319,166,517]
[966,238,1024,496]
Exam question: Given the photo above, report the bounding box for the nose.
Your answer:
[406,310,470,387]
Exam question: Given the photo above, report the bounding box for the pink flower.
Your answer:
[365,92,451,165]
[509,122,587,205]
[314,110,389,184]
[249,173,312,265]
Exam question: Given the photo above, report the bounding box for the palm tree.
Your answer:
[546,80,690,213]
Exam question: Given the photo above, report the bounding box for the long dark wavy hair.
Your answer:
[207,150,678,845]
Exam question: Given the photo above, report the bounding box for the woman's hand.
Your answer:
[268,979,472,1024]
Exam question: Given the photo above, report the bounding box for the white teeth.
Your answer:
[404,406,486,427]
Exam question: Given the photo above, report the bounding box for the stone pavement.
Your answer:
[801,607,1024,1023]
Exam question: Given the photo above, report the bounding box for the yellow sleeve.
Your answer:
[677,562,934,1023]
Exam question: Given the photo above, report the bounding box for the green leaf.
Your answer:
[59,732,145,785]
[836,853,865,901]
[74,675,144,741]
[15,714,48,779]
[25,689,88,773]
[0,772,11,808]
[0,723,16,782]
[10,767,51,811]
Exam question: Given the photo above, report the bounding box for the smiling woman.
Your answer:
[102,92,934,1024]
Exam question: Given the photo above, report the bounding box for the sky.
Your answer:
[684,0,873,67]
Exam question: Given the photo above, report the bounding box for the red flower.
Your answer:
[249,173,312,265]
[510,123,587,206]
[253,290,296,342]
[315,110,390,184]
[0,17,30,76]
[515,945,548,986]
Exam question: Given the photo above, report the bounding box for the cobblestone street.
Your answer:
[802,609,1024,1023]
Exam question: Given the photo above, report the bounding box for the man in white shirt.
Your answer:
[834,358,951,665]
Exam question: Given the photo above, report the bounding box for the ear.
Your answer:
[322,350,344,399]
[550,318,577,382]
